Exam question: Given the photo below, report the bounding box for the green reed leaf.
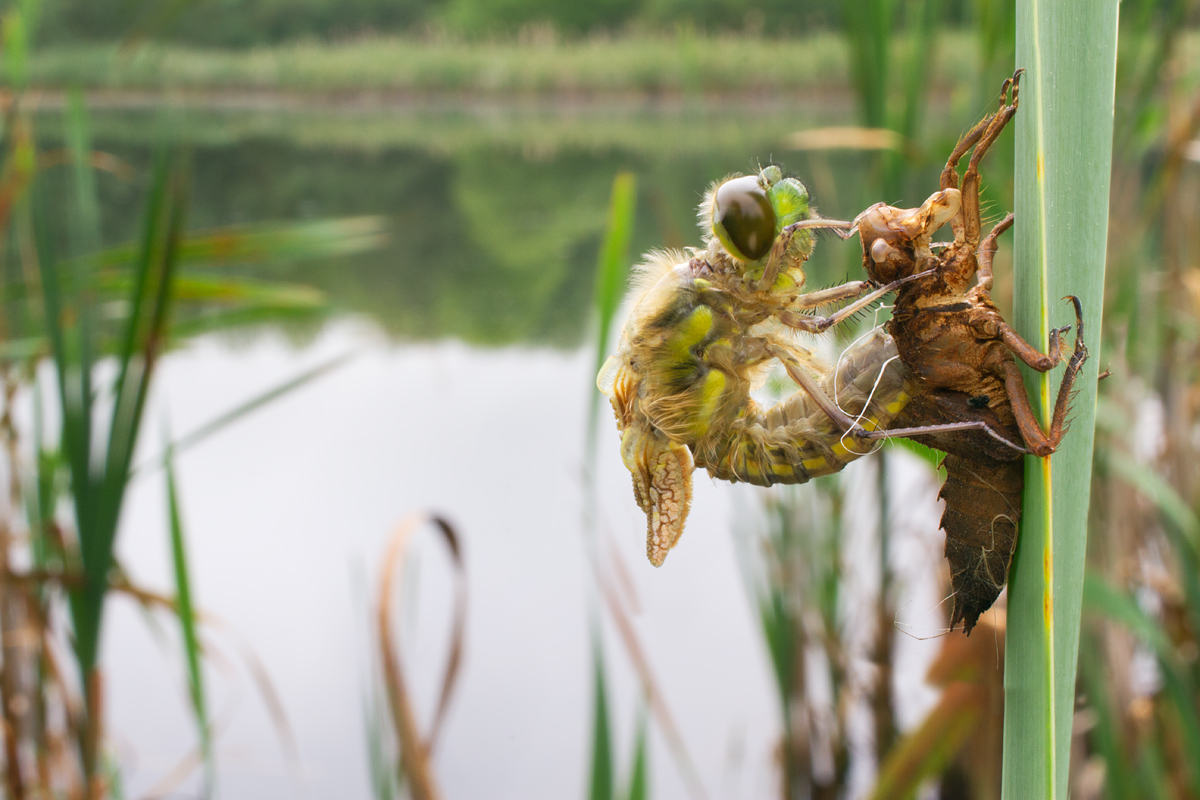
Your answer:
[588,173,637,429]
[623,707,649,800]
[1084,575,1200,789]
[164,438,214,791]
[588,630,615,800]
[1002,3,1119,797]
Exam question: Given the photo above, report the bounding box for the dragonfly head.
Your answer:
[704,166,812,264]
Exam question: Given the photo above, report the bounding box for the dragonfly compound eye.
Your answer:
[713,175,776,262]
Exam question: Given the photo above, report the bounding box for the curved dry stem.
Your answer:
[375,511,469,800]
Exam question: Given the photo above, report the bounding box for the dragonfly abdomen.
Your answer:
[694,331,911,487]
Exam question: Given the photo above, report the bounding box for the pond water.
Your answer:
[52,97,980,799]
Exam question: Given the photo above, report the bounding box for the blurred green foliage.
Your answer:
[35,0,980,45]
[34,111,912,348]
[39,0,433,46]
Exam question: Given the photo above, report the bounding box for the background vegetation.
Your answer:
[34,0,984,45]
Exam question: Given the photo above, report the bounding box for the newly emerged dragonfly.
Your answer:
[598,167,924,567]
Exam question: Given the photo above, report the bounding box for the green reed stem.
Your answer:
[1002,2,1118,797]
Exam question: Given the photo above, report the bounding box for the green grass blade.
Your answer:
[62,92,100,532]
[1002,3,1119,797]
[27,381,66,585]
[103,753,127,800]
[101,273,325,308]
[1103,450,1200,555]
[2,7,29,90]
[67,90,102,256]
[164,438,214,791]
[65,89,100,343]
[1076,631,1137,800]
[33,184,103,667]
[17,0,38,36]
[839,0,893,129]
[102,152,187,502]
[166,304,327,338]
[109,148,172,424]
[70,149,188,679]
[886,0,942,194]
[897,0,941,144]
[1084,575,1200,788]
[588,630,615,800]
[623,707,649,800]
[363,689,400,800]
[1083,575,1174,661]
[84,216,389,271]
[1136,743,1173,800]
[974,0,1017,102]
[135,353,354,476]
[32,200,81,486]
[586,171,636,460]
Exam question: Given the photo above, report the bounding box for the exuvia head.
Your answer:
[857,189,961,284]
[708,166,811,263]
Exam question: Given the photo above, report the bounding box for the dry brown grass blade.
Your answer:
[110,576,188,617]
[784,126,904,151]
[110,573,305,782]
[37,150,135,181]
[207,624,303,771]
[868,682,983,800]
[1146,87,1200,222]
[136,746,204,800]
[596,535,711,800]
[375,512,468,800]
[135,684,241,800]
[869,612,1007,800]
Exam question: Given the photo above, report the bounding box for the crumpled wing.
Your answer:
[620,423,694,567]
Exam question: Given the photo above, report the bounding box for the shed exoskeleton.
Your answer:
[852,70,1089,633]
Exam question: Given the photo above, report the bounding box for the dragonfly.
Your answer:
[598,165,926,567]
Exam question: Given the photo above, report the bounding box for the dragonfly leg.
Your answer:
[778,217,855,241]
[777,269,937,334]
[941,117,990,194]
[765,342,866,434]
[997,298,1089,458]
[783,279,873,313]
[960,70,1022,246]
[976,213,1014,293]
[943,69,1022,244]
[997,295,1085,372]
[857,420,1029,455]
[754,218,856,292]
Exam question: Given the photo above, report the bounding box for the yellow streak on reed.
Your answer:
[1029,0,1057,793]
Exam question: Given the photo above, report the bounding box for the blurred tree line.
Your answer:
[40,0,977,46]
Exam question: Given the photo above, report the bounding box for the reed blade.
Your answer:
[164,440,213,790]
[588,629,615,800]
[1003,2,1119,797]
[586,171,637,461]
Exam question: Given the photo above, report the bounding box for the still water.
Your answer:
[73,98,965,799]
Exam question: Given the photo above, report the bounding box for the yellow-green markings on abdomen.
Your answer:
[885,390,912,416]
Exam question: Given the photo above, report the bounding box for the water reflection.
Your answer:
[40,99,954,346]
